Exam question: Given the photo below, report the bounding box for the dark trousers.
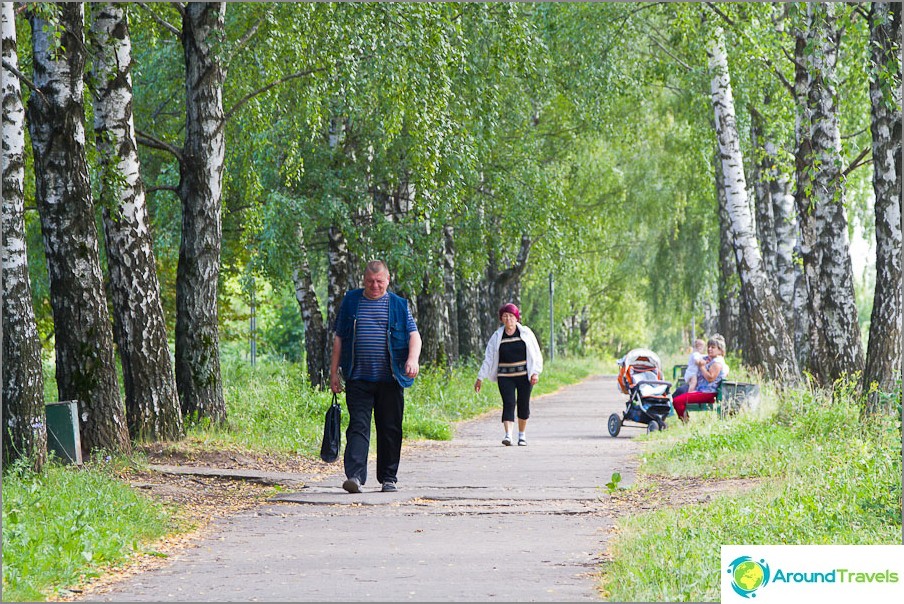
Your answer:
[498,375,532,422]
[344,379,404,485]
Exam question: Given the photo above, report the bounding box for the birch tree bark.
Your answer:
[767,139,808,366]
[292,226,327,389]
[442,224,459,363]
[456,274,482,359]
[791,21,816,371]
[175,2,227,423]
[794,3,864,385]
[707,21,800,381]
[326,225,351,339]
[415,214,451,367]
[90,3,183,441]
[2,2,47,469]
[863,1,902,402]
[27,3,130,453]
[715,152,743,356]
[481,233,532,341]
[750,107,778,278]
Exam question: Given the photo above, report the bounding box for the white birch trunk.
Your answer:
[707,22,800,381]
[750,108,778,277]
[864,2,902,402]
[292,226,327,389]
[175,2,227,422]
[27,3,130,453]
[715,151,743,356]
[443,224,459,363]
[2,1,47,469]
[795,3,864,385]
[90,3,183,441]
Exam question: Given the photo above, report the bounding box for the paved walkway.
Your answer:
[96,375,643,602]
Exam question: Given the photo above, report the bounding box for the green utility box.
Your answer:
[45,401,83,464]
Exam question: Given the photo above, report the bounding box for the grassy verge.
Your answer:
[180,355,606,456]
[600,381,902,602]
[2,355,602,601]
[1,457,174,602]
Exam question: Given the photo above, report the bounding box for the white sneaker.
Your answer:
[502,434,513,446]
[518,436,527,446]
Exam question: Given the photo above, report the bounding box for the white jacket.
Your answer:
[477,323,544,382]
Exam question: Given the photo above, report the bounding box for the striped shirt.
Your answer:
[349,294,417,382]
[497,327,528,377]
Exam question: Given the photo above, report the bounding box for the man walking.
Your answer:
[330,260,421,493]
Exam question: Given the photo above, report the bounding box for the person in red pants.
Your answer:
[672,334,729,422]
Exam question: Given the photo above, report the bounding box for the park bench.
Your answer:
[670,364,759,417]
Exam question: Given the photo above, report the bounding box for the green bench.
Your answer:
[717,381,760,417]
[671,364,759,417]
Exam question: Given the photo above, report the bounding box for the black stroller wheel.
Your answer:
[607,413,622,437]
[647,419,661,433]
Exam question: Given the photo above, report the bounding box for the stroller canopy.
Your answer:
[617,348,663,373]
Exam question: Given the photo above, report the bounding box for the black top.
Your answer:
[498,327,528,377]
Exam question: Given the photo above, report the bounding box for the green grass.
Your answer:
[1,456,173,602]
[184,355,606,456]
[601,381,902,602]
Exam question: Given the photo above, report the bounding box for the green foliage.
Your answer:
[15,2,881,365]
[1,457,172,602]
[602,381,902,602]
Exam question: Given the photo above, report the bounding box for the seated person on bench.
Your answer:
[673,334,729,422]
[674,338,707,396]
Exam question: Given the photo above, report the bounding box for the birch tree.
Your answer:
[90,3,183,440]
[707,20,800,381]
[2,1,46,469]
[794,3,864,386]
[292,226,327,389]
[715,152,743,356]
[863,1,902,402]
[175,2,227,423]
[27,3,130,453]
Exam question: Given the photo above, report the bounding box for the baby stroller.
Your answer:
[608,348,673,436]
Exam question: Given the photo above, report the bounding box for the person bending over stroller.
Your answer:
[672,334,729,422]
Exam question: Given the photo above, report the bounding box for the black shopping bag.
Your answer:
[320,393,341,463]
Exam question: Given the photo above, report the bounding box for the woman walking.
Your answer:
[474,303,543,446]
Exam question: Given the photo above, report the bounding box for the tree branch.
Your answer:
[136,2,181,38]
[648,34,694,72]
[146,184,179,194]
[226,14,267,69]
[136,129,184,162]
[2,59,49,106]
[843,147,872,177]
[223,65,330,124]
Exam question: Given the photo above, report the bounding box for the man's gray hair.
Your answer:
[365,260,389,274]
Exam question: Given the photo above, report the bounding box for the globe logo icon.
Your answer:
[727,556,770,598]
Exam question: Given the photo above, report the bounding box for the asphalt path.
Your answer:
[95,375,645,602]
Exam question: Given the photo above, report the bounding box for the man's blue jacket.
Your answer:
[334,289,416,388]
